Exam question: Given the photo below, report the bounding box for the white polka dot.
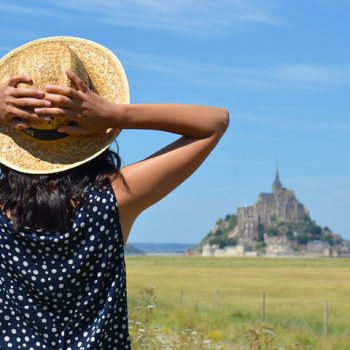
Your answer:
[0,183,130,348]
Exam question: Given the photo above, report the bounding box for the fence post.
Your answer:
[216,289,221,306]
[180,290,184,307]
[324,300,329,336]
[261,291,266,322]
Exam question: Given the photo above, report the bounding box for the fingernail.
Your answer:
[45,85,52,90]
[34,108,40,113]
[44,101,51,106]
[40,116,51,122]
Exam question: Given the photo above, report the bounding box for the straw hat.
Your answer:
[0,36,130,174]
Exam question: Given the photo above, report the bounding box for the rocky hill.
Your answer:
[125,243,146,255]
[187,211,344,255]
[187,169,349,257]
[186,213,238,255]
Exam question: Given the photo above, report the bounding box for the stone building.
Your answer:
[200,167,350,257]
[201,243,259,257]
[231,168,309,241]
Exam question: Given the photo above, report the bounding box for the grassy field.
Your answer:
[125,255,350,349]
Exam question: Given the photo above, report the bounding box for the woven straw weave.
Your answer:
[0,36,130,174]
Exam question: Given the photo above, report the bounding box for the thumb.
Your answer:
[8,118,30,130]
[8,75,32,87]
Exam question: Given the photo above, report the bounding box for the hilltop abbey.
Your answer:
[232,167,309,241]
[200,167,350,257]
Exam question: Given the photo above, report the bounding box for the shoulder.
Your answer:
[106,170,130,209]
[107,171,137,245]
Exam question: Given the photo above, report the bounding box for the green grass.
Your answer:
[125,256,350,349]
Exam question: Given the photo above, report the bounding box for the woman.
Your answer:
[0,37,229,349]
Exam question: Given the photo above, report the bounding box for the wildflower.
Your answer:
[262,327,276,336]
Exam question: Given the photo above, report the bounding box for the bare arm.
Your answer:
[35,71,230,243]
[109,103,230,222]
[109,103,229,138]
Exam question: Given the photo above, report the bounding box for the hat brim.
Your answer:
[0,36,130,174]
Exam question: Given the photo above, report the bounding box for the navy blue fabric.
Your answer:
[0,180,131,349]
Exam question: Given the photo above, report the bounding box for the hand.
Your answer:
[0,75,51,130]
[34,70,116,136]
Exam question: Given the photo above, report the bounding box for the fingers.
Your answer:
[44,93,77,108]
[65,70,88,93]
[11,107,43,121]
[11,88,45,98]
[7,75,32,88]
[12,97,51,109]
[34,107,78,120]
[7,118,30,130]
[44,84,80,99]
[57,124,92,136]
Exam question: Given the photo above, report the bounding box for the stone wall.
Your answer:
[235,172,309,239]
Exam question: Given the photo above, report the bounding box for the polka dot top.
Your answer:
[0,180,131,349]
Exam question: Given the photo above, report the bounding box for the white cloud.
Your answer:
[235,112,350,132]
[0,0,281,36]
[117,49,350,90]
[0,3,51,15]
[270,64,350,88]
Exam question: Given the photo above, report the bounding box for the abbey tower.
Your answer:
[231,167,310,241]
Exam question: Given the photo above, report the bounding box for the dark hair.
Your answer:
[0,147,126,232]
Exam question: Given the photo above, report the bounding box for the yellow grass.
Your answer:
[125,256,350,349]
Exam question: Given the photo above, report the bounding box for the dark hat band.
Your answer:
[22,127,68,140]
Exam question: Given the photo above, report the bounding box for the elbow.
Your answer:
[216,108,230,134]
[222,108,230,130]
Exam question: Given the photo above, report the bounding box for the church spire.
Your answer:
[272,162,282,191]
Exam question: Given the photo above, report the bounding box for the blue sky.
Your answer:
[0,0,349,243]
